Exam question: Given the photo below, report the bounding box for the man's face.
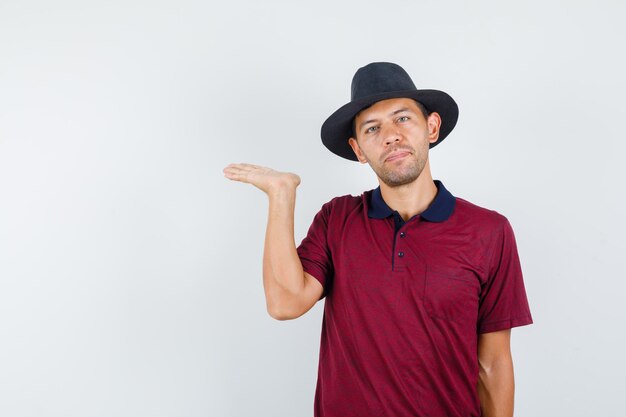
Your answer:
[348,98,441,187]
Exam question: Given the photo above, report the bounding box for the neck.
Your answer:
[378,162,438,221]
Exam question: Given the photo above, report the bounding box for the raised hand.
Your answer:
[223,163,301,195]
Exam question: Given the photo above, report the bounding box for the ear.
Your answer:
[348,137,368,164]
[426,112,442,145]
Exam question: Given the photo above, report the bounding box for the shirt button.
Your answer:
[400,232,406,238]
[398,251,404,258]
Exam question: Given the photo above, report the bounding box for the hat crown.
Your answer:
[351,62,417,101]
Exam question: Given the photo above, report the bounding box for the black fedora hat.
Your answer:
[321,62,459,161]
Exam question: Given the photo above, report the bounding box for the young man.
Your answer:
[223,62,533,417]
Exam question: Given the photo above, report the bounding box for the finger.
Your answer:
[223,164,245,173]
[236,163,267,172]
[223,169,248,182]
[226,162,256,169]
[223,165,248,180]
[224,163,247,171]
[237,162,261,168]
[224,163,261,174]
[224,165,265,184]
[223,164,256,175]
[223,163,270,183]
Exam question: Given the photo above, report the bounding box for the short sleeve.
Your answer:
[296,202,334,299]
[477,217,534,334]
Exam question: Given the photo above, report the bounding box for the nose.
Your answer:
[381,123,401,146]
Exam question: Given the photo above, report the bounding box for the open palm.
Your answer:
[223,163,301,194]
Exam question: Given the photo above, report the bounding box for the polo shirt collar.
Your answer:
[368,179,456,222]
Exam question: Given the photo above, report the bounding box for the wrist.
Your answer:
[267,174,300,198]
[267,182,298,200]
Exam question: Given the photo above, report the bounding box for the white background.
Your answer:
[1,1,625,416]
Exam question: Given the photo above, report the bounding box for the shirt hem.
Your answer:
[478,316,534,334]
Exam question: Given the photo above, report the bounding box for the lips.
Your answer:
[385,151,411,162]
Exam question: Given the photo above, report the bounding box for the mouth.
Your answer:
[384,151,411,162]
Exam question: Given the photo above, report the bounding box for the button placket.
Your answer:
[398,230,407,258]
[394,228,407,269]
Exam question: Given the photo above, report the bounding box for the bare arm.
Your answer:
[223,163,323,320]
[477,328,515,417]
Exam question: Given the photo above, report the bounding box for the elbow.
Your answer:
[268,310,294,321]
[267,303,301,321]
[265,284,307,321]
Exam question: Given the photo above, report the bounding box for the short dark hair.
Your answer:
[351,99,430,139]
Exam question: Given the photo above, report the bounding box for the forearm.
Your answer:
[477,355,515,417]
[222,163,306,317]
[262,187,306,314]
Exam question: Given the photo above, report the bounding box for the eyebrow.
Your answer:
[358,108,412,130]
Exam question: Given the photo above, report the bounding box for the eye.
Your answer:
[398,116,409,122]
[365,126,379,133]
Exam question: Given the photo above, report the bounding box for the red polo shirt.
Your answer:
[297,180,533,417]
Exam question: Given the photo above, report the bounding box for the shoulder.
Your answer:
[314,191,371,223]
[451,197,518,265]
[320,191,369,211]
[453,196,511,231]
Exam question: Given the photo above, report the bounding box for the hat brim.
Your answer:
[320,89,459,161]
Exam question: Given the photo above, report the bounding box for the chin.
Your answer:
[380,172,422,187]
[377,163,423,186]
